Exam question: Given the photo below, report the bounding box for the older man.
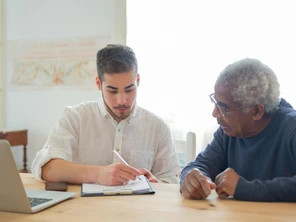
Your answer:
[180,58,296,202]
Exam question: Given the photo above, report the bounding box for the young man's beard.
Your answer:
[101,92,133,121]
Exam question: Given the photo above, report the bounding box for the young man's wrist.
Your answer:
[81,165,102,183]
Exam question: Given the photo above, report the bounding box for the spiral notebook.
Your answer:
[81,175,155,196]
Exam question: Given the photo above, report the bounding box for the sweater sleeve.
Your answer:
[235,128,296,202]
[180,128,226,184]
[235,176,296,202]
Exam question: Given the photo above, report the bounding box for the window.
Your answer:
[127,0,296,151]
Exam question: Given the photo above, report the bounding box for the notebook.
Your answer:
[0,140,77,214]
[81,175,155,196]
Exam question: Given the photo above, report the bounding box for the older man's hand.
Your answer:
[180,169,216,199]
[215,168,240,198]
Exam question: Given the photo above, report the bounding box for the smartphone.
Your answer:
[45,182,68,191]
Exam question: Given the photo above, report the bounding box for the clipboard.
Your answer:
[81,175,155,197]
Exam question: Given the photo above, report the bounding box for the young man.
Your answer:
[180,58,296,202]
[32,44,180,185]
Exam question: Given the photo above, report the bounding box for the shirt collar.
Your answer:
[98,98,109,120]
[97,98,138,122]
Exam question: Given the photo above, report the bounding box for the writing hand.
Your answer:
[96,163,140,186]
[140,168,159,183]
[180,168,216,199]
[215,168,239,198]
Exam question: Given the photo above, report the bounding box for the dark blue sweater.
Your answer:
[181,98,296,202]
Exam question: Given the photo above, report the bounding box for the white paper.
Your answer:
[82,175,150,194]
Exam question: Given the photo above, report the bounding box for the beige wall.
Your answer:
[0,0,125,129]
[5,0,126,171]
[0,0,4,128]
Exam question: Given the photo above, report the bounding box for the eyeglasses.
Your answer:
[209,93,244,118]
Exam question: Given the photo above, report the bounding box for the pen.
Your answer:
[112,150,141,180]
[112,150,128,165]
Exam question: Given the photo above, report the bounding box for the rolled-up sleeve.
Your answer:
[31,107,79,181]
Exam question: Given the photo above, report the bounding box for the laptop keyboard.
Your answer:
[28,197,53,207]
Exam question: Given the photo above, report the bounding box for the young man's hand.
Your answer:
[140,168,159,183]
[96,163,140,186]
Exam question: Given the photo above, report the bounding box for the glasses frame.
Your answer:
[209,93,245,118]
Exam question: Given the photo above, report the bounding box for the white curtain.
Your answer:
[127,0,296,152]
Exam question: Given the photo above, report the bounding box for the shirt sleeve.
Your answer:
[151,124,180,184]
[180,128,226,184]
[31,107,79,181]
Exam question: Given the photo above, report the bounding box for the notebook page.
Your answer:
[83,175,150,193]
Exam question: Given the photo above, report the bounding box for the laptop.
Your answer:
[0,140,76,214]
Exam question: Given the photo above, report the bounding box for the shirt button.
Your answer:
[116,148,119,152]
[118,129,121,132]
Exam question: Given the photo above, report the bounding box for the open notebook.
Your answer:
[81,175,155,196]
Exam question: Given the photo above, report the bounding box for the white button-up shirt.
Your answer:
[31,98,180,184]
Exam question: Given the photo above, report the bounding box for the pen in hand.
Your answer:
[112,150,128,165]
[112,150,140,180]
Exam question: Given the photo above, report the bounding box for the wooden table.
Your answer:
[0,174,295,222]
[0,130,28,173]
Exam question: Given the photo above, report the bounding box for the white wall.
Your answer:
[5,0,126,171]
